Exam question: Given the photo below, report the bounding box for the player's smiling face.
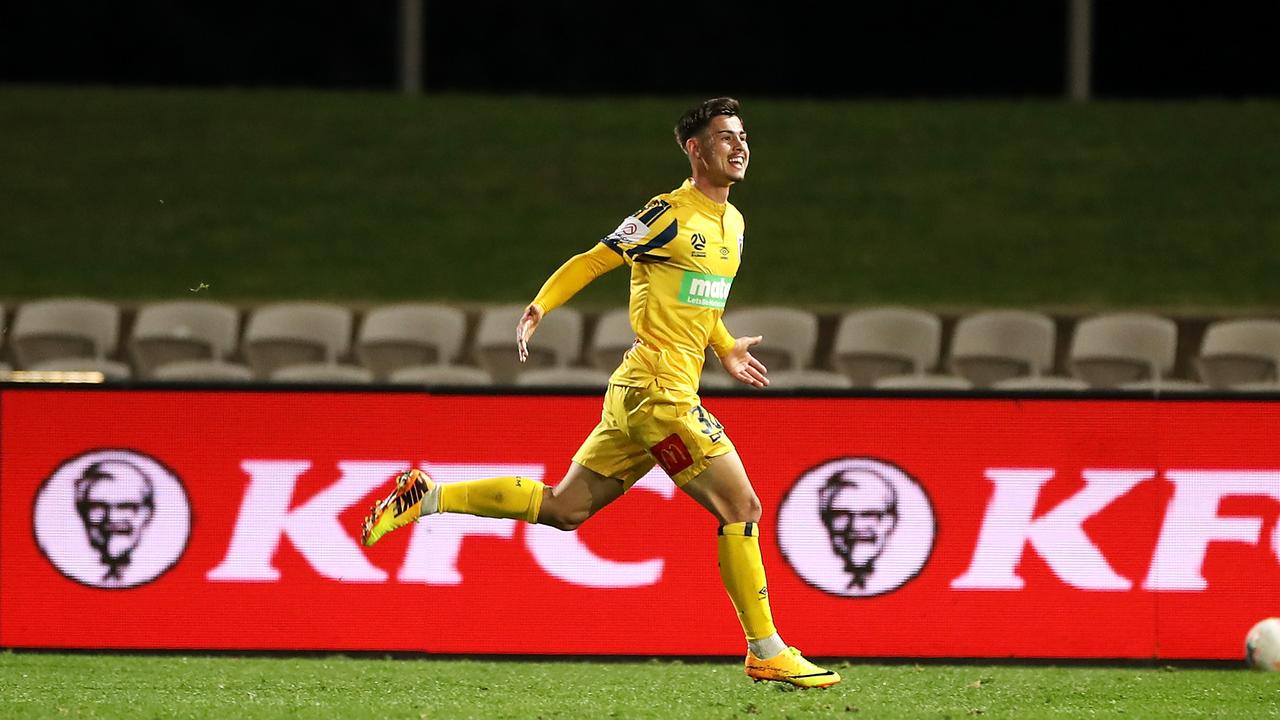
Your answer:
[699,115,749,185]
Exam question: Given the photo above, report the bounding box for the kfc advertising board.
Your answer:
[2,387,1277,659]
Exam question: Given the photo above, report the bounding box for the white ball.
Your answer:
[1246,618,1280,671]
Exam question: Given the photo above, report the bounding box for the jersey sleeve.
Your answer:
[530,243,624,314]
[709,318,736,357]
[599,198,679,264]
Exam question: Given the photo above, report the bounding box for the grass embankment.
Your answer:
[2,87,1277,312]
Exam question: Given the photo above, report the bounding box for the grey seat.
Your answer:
[992,375,1089,391]
[152,360,254,382]
[30,357,132,381]
[874,373,973,390]
[761,369,853,391]
[832,307,942,387]
[949,310,1056,388]
[1118,378,1207,392]
[1195,318,1280,389]
[243,302,354,378]
[1069,313,1177,389]
[474,304,582,384]
[721,307,819,371]
[271,363,373,384]
[1228,381,1280,393]
[589,308,635,371]
[389,364,495,387]
[12,298,120,368]
[515,367,611,389]
[356,303,467,380]
[699,371,737,391]
[130,301,241,378]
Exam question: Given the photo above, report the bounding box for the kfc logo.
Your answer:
[777,458,936,597]
[33,449,192,589]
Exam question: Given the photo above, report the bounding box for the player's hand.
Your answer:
[720,335,769,388]
[516,304,544,363]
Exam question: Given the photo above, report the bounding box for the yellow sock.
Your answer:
[717,522,778,641]
[437,476,545,523]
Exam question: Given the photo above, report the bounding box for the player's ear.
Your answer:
[685,136,702,159]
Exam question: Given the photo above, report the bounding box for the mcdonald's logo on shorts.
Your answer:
[651,433,693,476]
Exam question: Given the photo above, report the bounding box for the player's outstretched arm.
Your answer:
[719,335,770,388]
[517,244,623,362]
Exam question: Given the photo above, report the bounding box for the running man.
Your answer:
[362,97,839,688]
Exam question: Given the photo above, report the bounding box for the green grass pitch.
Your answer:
[1,653,1275,719]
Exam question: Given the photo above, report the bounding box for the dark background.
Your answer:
[2,0,1277,97]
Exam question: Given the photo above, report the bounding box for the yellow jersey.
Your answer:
[531,179,745,396]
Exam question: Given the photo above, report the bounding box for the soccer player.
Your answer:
[362,97,840,689]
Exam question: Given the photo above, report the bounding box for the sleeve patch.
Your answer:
[608,216,651,244]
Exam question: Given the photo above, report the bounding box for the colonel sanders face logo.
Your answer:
[75,460,156,582]
[819,467,900,590]
[777,458,935,598]
[34,450,191,589]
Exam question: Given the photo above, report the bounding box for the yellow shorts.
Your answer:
[572,383,735,488]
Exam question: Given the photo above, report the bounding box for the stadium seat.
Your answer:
[1227,381,1280,393]
[1068,313,1177,388]
[949,310,1056,387]
[11,298,120,368]
[699,370,736,391]
[388,364,495,387]
[873,373,973,390]
[1195,318,1280,389]
[270,363,373,384]
[130,301,241,378]
[356,303,467,380]
[474,304,582,384]
[722,306,819,371]
[151,360,254,382]
[831,307,942,387]
[589,308,635,371]
[1117,378,1208,392]
[991,375,1088,391]
[515,367,611,389]
[761,369,853,391]
[30,357,132,381]
[243,302,354,378]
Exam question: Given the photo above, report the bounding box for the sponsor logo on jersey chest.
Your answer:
[678,272,733,308]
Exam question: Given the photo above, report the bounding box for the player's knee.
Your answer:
[541,502,591,531]
[722,493,762,524]
[547,509,589,531]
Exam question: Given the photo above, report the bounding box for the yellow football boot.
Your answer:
[361,468,435,547]
[745,647,841,689]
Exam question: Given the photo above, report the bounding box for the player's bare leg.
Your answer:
[536,461,627,531]
[682,450,841,689]
[362,461,625,547]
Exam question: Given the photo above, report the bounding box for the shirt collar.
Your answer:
[680,178,728,216]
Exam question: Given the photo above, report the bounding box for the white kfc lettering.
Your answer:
[951,468,1153,591]
[208,460,403,582]
[1143,470,1280,591]
[524,468,674,588]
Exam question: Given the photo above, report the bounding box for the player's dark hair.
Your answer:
[675,97,741,151]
